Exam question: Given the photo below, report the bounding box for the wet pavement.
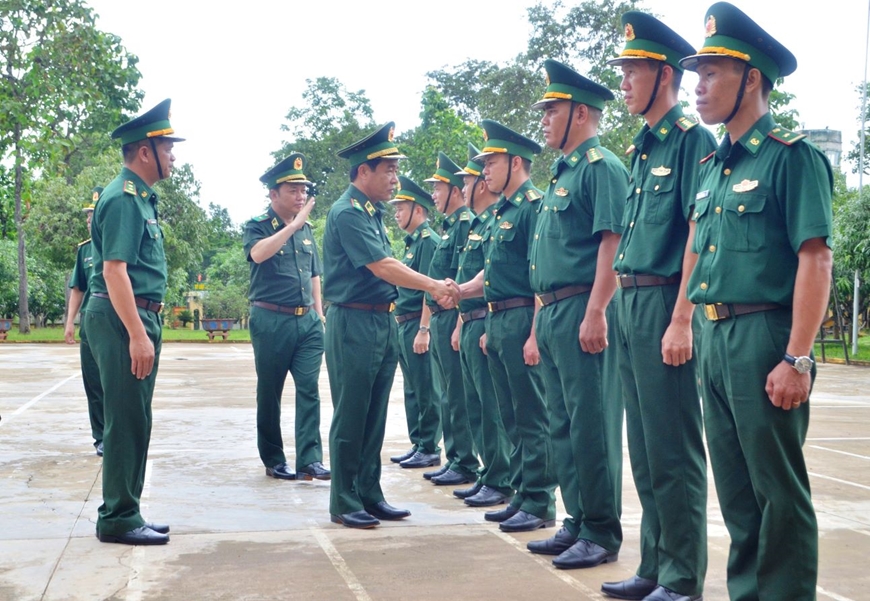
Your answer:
[1,343,868,600]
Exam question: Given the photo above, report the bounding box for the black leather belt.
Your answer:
[92,292,163,314]
[337,302,396,313]
[487,297,535,313]
[459,307,488,323]
[252,301,311,316]
[395,310,423,324]
[535,284,592,307]
[616,274,681,289]
[427,304,450,315]
[703,302,783,322]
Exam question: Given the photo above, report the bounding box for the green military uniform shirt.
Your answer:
[689,113,833,305]
[69,239,95,308]
[426,205,472,303]
[243,206,322,306]
[457,206,497,312]
[614,106,716,276]
[483,180,543,300]
[323,184,397,304]
[396,222,437,315]
[90,167,167,301]
[530,137,627,292]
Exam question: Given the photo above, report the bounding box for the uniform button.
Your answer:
[700,282,708,290]
[715,206,722,214]
[709,245,716,252]
[486,259,490,263]
[641,154,647,160]
[694,212,699,219]
[485,281,490,286]
[497,215,501,220]
[531,265,536,270]
[635,187,641,194]
[552,178,557,184]
[544,206,549,211]
[654,185,660,191]
[457,266,462,271]
[724,168,731,176]
[534,234,539,239]
[738,205,745,212]
[629,221,634,227]
[619,253,624,259]
[295,250,299,254]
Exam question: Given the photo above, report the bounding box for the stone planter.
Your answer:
[201,318,235,342]
[0,318,11,342]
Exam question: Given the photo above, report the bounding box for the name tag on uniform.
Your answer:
[147,218,157,225]
[695,190,710,200]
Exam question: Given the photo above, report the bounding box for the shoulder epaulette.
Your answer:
[768,127,806,146]
[421,229,431,238]
[252,213,270,222]
[675,117,698,132]
[123,180,137,196]
[586,147,604,163]
[699,151,715,165]
[459,211,470,221]
[625,144,636,156]
[525,188,542,201]
[350,198,365,212]
[77,238,91,247]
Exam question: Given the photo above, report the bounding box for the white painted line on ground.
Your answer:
[809,405,870,409]
[310,525,372,601]
[807,437,870,441]
[808,445,870,461]
[125,459,153,601]
[0,373,77,426]
[817,585,856,601]
[488,529,605,598]
[808,471,870,492]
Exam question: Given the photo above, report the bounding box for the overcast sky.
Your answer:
[85,0,870,224]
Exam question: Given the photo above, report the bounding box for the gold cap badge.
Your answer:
[705,14,717,37]
[294,157,303,170]
[625,23,635,41]
[388,127,395,142]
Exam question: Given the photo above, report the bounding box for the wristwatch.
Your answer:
[783,353,814,374]
[418,325,430,334]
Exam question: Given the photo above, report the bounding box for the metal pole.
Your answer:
[855,0,870,356]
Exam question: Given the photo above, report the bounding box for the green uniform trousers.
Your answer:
[616,285,707,595]
[486,306,556,520]
[85,296,161,537]
[397,317,442,454]
[460,316,511,493]
[536,294,622,550]
[699,309,817,601]
[250,305,324,470]
[79,318,105,445]
[325,305,398,515]
[430,309,478,478]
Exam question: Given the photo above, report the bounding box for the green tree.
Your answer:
[202,243,249,320]
[845,83,870,174]
[0,0,142,332]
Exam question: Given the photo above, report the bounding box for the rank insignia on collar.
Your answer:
[271,217,279,229]
[499,221,513,230]
[123,180,136,196]
[659,126,669,135]
[651,166,672,176]
[749,137,761,146]
[732,180,759,193]
[364,201,376,216]
[140,190,148,198]
[459,211,470,221]
[555,187,569,197]
[421,229,430,238]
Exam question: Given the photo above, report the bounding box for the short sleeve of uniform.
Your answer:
[68,246,88,291]
[243,219,268,261]
[586,158,628,237]
[336,209,392,269]
[310,230,323,278]
[99,196,144,264]
[778,142,834,253]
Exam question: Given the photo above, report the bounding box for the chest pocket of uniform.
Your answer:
[463,239,485,274]
[690,199,711,254]
[431,238,457,272]
[639,174,676,224]
[298,241,315,276]
[492,224,522,264]
[143,219,165,261]
[722,192,766,252]
[541,195,570,238]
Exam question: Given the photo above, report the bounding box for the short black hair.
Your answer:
[350,157,384,182]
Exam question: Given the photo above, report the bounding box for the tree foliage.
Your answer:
[201,243,249,319]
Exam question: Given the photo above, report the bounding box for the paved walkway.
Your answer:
[1,344,868,600]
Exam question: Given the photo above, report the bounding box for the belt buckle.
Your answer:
[535,294,544,307]
[487,301,496,313]
[388,303,396,313]
[294,306,305,316]
[615,275,624,290]
[704,304,721,321]
[156,302,164,314]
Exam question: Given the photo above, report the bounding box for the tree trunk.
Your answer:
[14,124,30,334]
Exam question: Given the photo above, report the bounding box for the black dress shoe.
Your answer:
[464,486,511,507]
[330,511,380,529]
[431,469,473,486]
[423,464,449,480]
[364,501,411,521]
[527,526,576,555]
[390,446,417,463]
[484,504,520,522]
[453,480,483,499]
[144,522,170,534]
[298,461,331,480]
[265,462,299,480]
[400,451,441,469]
[601,575,657,600]
[95,441,103,457]
[553,538,618,569]
[98,526,169,545]
[498,510,555,533]
[642,586,702,601]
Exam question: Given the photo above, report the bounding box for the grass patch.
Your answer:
[815,332,870,362]
[1,325,251,343]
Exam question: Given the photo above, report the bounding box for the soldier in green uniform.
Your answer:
[680,4,833,599]
[323,122,458,529]
[389,176,442,472]
[403,153,478,486]
[525,61,628,569]
[85,99,181,545]
[244,153,329,482]
[452,143,513,508]
[64,187,105,456]
[599,14,715,601]
[456,120,557,533]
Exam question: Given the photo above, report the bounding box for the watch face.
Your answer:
[795,356,814,374]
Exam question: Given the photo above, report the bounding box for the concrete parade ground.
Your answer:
[0,343,869,601]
